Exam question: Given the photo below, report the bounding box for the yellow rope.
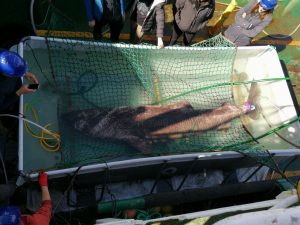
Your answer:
[23,103,61,152]
[153,77,161,104]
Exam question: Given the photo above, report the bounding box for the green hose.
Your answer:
[98,197,145,214]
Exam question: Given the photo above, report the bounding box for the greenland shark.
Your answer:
[62,99,260,154]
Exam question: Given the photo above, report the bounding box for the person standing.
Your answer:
[84,0,128,41]
[0,172,51,225]
[20,172,52,225]
[0,50,38,137]
[169,0,215,46]
[223,0,277,46]
[130,0,166,48]
[0,50,38,112]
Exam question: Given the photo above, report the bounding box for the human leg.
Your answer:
[93,20,104,40]
[169,22,182,45]
[135,11,146,42]
[130,8,138,43]
[109,19,124,42]
[0,98,20,141]
[183,32,196,46]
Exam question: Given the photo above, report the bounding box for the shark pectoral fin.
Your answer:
[168,134,183,139]
[176,101,192,109]
[216,122,231,130]
[151,130,184,139]
[126,136,152,155]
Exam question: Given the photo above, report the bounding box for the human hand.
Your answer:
[88,20,96,27]
[242,12,246,18]
[39,171,48,187]
[25,72,39,84]
[16,85,36,96]
[157,37,164,49]
[136,24,144,39]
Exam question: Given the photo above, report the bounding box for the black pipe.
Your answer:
[144,180,276,207]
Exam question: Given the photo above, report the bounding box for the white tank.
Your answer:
[214,206,300,225]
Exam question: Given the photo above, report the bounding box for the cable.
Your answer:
[23,103,61,152]
[0,114,52,134]
[94,159,119,217]
[0,113,61,152]
[135,209,162,220]
[26,43,55,89]
[33,4,52,27]
[242,164,264,183]
[262,23,300,39]
[0,150,8,184]
[265,150,296,188]
[52,166,83,214]
[30,0,52,35]
[50,161,116,214]
[53,213,71,225]
[282,155,299,173]
[30,0,38,35]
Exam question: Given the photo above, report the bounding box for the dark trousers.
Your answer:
[93,19,124,42]
[0,184,16,205]
[129,7,143,44]
[0,100,19,141]
[169,22,196,46]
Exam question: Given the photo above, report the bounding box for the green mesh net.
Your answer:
[34,3,291,171]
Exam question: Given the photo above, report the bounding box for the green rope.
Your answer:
[222,116,300,150]
[157,77,290,104]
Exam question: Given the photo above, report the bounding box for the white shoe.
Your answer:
[157,37,164,49]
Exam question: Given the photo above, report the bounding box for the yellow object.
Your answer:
[209,0,238,36]
[222,0,237,15]
[297,180,300,200]
[23,103,61,152]
[153,77,161,104]
[164,3,174,23]
[161,205,173,214]
[149,206,161,213]
[37,30,93,39]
